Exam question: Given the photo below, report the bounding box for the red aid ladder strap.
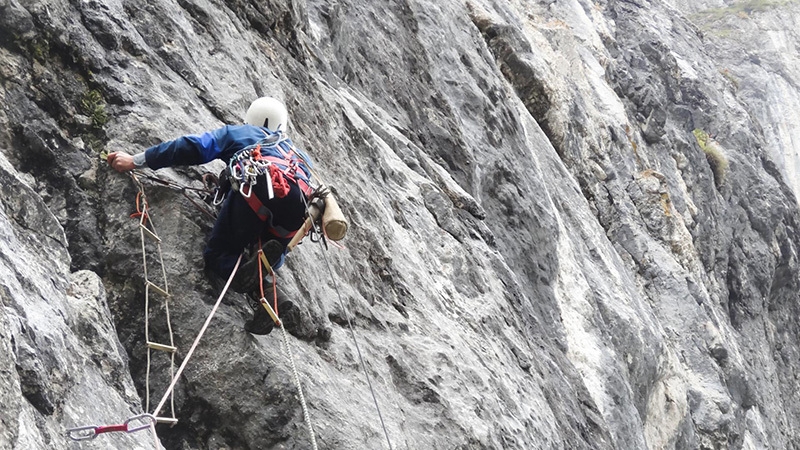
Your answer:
[95,424,128,435]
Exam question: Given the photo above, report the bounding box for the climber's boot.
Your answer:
[245,280,295,335]
[244,302,275,335]
[231,240,285,294]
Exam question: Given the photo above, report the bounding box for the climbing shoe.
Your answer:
[244,299,295,335]
[245,277,296,335]
[277,300,296,326]
[230,240,285,294]
[244,302,275,335]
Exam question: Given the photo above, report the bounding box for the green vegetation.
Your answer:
[80,89,108,130]
[9,30,51,62]
[693,129,729,187]
[79,89,108,153]
[29,36,50,62]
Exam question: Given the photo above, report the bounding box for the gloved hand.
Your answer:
[106,152,135,172]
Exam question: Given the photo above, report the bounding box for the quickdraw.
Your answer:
[66,414,156,441]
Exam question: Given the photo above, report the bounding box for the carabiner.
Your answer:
[244,163,259,178]
[231,163,243,181]
[213,188,227,205]
[124,413,156,433]
[66,425,100,441]
[240,183,253,198]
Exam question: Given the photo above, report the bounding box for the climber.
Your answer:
[107,97,313,335]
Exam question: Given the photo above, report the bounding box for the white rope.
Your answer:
[132,173,176,422]
[278,321,319,450]
[150,422,159,449]
[152,254,243,417]
[142,227,152,413]
[321,246,394,449]
[156,234,177,420]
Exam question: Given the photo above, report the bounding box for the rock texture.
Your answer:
[1,0,800,449]
[0,150,155,449]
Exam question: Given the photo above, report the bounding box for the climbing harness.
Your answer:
[67,414,157,442]
[226,131,316,226]
[227,132,314,197]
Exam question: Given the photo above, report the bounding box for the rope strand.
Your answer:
[152,254,243,417]
[254,237,318,448]
[136,171,217,221]
[320,246,394,450]
[131,172,177,423]
[279,323,319,450]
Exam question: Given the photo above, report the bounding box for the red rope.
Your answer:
[130,191,150,226]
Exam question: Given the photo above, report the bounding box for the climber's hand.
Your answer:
[107,152,135,172]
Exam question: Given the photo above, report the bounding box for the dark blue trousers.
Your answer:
[203,180,307,279]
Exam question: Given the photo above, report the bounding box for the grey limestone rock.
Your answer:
[2,0,800,449]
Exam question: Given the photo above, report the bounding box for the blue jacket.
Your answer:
[144,125,313,172]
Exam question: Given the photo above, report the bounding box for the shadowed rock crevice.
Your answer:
[468,9,559,156]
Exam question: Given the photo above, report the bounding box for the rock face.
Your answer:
[0,151,154,449]
[2,0,800,449]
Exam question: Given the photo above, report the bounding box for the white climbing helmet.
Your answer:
[244,97,289,131]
